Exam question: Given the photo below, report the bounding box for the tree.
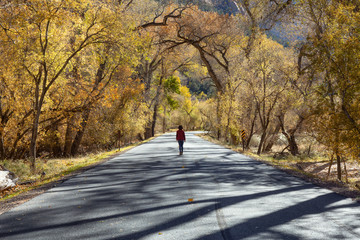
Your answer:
[26,1,111,169]
[135,3,198,138]
[243,35,291,155]
[66,2,142,156]
[0,0,143,167]
[296,0,360,180]
[159,6,241,93]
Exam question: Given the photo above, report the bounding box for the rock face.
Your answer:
[0,170,18,191]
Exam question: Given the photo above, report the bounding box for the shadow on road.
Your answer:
[0,133,359,239]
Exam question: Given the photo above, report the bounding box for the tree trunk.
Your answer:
[144,126,152,139]
[117,130,123,149]
[343,158,348,183]
[69,59,107,156]
[0,130,4,160]
[225,103,233,144]
[150,75,164,137]
[246,112,257,149]
[327,155,334,180]
[216,96,221,140]
[0,99,6,159]
[163,105,166,133]
[195,44,223,92]
[30,108,41,172]
[336,154,342,181]
[64,115,76,157]
[280,131,300,156]
[264,123,281,152]
[278,114,300,156]
[71,108,91,156]
[9,130,27,159]
[257,131,266,155]
[288,133,299,155]
[151,102,159,137]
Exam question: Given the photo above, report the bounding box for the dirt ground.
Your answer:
[258,158,360,201]
[296,160,360,195]
[296,160,360,183]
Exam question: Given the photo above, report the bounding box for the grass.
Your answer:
[1,139,153,201]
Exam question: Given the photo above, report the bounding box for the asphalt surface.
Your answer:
[1,132,360,240]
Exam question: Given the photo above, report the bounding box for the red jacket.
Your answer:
[176,130,186,141]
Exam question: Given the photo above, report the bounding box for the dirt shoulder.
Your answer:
[252,155,360,201]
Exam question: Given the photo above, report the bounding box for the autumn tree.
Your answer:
[65,1,142,156]
[0,1,101,168]
[238,35,291,154]
[0,0,145,165]
[296,0,360,180]
[160,6,239,93]
[134,3,199,138]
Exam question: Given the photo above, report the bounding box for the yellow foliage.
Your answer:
[180,86,191,98]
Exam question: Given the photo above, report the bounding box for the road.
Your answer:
[0,132,360,240]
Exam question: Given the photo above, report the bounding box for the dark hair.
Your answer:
[178,125,183,130]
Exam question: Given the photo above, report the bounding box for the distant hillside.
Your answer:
[156,0,238,14]
[202,0,238,14]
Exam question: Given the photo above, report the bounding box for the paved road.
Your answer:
[1,132,360,240]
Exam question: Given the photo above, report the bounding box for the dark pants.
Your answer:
[178,140,184,152]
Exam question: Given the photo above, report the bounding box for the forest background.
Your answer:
[1,0,360,189]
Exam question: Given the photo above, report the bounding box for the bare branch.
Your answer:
[136,6,189,30]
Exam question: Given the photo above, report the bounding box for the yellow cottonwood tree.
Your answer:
[297,0,360,180]
[0,0,143,168]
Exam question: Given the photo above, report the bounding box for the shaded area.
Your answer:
[0,133,359,240]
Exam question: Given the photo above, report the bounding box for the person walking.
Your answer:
[176,125,186,155]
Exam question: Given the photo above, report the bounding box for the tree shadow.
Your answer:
[0,132,359,239]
